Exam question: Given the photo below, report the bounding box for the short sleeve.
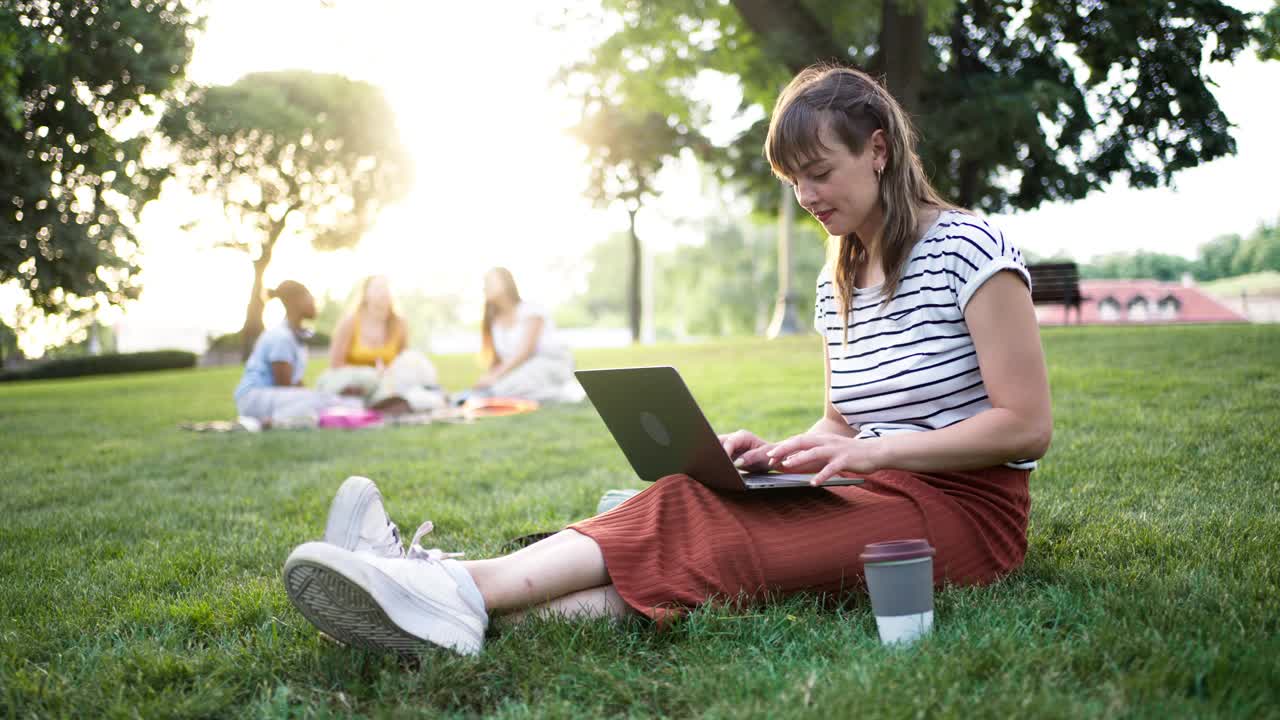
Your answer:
[262,330,296,364]
[940,215,1031,313]
[517,303,546,322]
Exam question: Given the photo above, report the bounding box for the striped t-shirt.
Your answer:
[814,209,1036,471]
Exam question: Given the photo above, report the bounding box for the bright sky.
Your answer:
[20,0,1279,355]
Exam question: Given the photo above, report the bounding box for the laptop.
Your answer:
[575,366,864,492]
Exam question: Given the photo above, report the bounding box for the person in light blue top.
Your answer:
[234,280,342,427]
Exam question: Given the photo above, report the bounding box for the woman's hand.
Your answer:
[718,429,773,472]
[766,432,883,486]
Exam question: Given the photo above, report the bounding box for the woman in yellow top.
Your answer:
[317,275,444,414]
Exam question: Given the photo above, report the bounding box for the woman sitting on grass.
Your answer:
[454,267,577,405]
[280,63,1053,656]
[233,281,344,429]
[316,274,444,415]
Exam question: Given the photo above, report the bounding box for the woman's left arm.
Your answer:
[772,271,1052,483]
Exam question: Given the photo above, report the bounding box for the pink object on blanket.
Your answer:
[317,406,384,429]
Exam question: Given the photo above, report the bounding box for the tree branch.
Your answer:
[729,0,850,74]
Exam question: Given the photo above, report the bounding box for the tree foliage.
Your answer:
[1081,218,1280,282]
[159,70,413,346]
[560,0,1261,215]
[1,0,201,317]
[569,99,693,341]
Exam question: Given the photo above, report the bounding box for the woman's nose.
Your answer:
[794,181,816,209]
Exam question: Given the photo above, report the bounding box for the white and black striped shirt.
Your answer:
[815,210,1036,470]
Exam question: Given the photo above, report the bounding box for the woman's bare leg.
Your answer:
[459,529,609,613]
[500,584,634,625]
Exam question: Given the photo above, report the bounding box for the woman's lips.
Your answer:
[816,209,834,223]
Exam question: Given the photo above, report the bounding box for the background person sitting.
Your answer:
[463,267,580,404]
[234,281,345,428]
[317,275,444,415]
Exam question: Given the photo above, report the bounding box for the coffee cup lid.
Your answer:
[859,538,935,564]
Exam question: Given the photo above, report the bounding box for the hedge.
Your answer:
[0,350,198,382]
[207,330,331,351]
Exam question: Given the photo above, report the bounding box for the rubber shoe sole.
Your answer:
[283,542,483,657]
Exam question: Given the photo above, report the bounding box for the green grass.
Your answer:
[1201,271,1280,298]
[3,326,1279,718]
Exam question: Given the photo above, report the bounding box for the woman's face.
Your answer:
[790,123,885,238]
[483,272,507,304]
[363,276,392,313]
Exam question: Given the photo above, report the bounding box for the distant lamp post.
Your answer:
[767,180,800,338]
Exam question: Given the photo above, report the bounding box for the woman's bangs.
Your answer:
[767,103,831,181]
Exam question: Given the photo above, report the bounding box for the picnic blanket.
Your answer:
[179,396,541,433]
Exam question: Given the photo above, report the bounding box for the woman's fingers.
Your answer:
[767,433,824,461]
[809,458,846,487]
[779,444,828,468]
[736,442,777,469]
[722,430,768,461]
[720,430,750,458]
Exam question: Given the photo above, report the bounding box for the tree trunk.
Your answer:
[627,207,641,344]
[240,255,271,360]
[877,0,927,116]
[238,213,290,359]
[767,179,800,338]
[730,0,848,74]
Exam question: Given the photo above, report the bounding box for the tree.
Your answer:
[555,230,631,330]
[561,1,1262,332]
[1197,234,1243,281]
[654,216,827,338]
[1,1,201,324]
[570,100,690,343]
[1232,220,1280,275]
[568,0,1259,212]
[1260,1,1280,61]
[159,71,412,353]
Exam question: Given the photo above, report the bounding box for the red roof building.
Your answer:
[1035,279,1247,326]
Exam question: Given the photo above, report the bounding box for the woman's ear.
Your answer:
[870,129,889,169]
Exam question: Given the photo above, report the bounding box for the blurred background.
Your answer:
[3,0,1278,369]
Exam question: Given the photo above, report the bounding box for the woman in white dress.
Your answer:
[469,267,576,403]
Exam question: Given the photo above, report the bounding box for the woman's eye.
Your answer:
[814,170,830,180]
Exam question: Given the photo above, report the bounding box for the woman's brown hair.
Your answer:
[765,63,955,339]
[480,267,521,367]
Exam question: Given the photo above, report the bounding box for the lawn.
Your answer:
[2,325,1279,718]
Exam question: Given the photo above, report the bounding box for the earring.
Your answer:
[876,166,883,183]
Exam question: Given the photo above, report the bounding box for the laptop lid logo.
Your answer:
[640,411,671,447]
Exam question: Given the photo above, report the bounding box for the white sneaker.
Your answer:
[323,476,404,559]
[283,524,488,656]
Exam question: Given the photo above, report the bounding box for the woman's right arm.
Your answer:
[329,315,353,368]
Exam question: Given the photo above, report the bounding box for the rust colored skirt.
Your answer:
[567,466,1030,622]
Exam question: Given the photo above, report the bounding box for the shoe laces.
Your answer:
[368,517,404,557]
[407,521,465,562]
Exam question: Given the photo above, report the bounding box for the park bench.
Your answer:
[1028,262,1089,324]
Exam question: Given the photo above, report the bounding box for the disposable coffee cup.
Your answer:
[859,539,936,646]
